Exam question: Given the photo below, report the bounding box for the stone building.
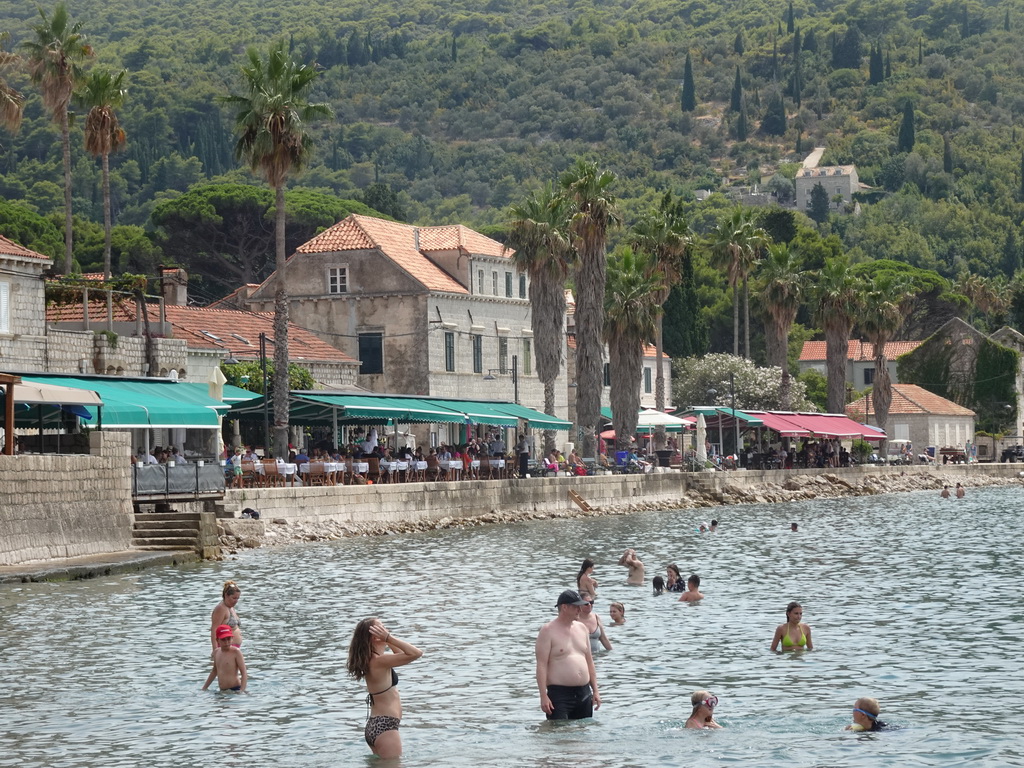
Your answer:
[244,214,568,444]
[798,339,922,389]
[846,383,975,451]
[795,165,859,212]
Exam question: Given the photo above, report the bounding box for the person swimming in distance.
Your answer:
[678,574,704,602]
[770,601,813,651]
[652,575,665,595]
[709,520,718,532]
[791,522,799,532]
[940,485,951,498]
[845,696,892,731]
[609,602,626,625]
[685,690,723,729]
[955,482,966,498]
[618,548,645,585]
[666,563,685,593]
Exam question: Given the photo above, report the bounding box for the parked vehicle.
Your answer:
[1000,445,1024,462]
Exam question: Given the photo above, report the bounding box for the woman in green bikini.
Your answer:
[770,601,813,651]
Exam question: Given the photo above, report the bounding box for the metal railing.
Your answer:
[131,462,225,499]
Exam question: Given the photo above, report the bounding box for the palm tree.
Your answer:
[760,243,804,409]
[559,159,620,458]
[812,257,863,414]
[627,195,693,449]
[0,35,23,131]
[22,3,92,274]
[76,69,127,280]
[223,40,332,458]
[604,245,663,452]
[506,184,573,455]
[860,273,914,453]
[710,208,769,358]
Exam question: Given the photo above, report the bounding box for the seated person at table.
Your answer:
[438,445,452,462]
[489,434,506,456]
[567,450,585,475]
[294,448,309,465]
[545,452,560,473]
[170,446,187,464]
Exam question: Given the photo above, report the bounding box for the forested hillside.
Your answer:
[2,0,1024,337]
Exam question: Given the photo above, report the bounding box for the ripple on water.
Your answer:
[2,486,1024,767]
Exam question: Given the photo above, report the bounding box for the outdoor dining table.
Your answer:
[253,461,298,485]
[447,459,464,480]
[379,460,410,481]
[298,462,346,485]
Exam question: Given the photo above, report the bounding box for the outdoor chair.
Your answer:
[307,462,327,486]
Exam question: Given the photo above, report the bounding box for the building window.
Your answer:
[523,339,532,376]
[519,274,527,299]
[603,363,611,387]
[0,281,9,334]
[863,367,875,385]
[477,269,484,293]
[444,331,455,372]
[505,272,513,297]
[643,367,652,393]
[472,334,483,373]
[358,333,383,375]
[498,337,508,373]
[328,266,348,294]
[492,272,498,295]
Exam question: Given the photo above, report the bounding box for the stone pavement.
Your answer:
[0,549,199,583]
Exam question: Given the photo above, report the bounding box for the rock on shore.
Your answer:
[215,471,1022,555]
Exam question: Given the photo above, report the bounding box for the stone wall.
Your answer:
[0,431,135,565]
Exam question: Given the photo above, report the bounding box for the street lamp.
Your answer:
[483,354,519,405]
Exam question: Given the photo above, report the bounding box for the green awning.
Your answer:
[22,375,223,429]
[486,402,573,430]
[296,393,468,423]
[429,399,519,426]
[679,406,764,427]
[601,406,614,420]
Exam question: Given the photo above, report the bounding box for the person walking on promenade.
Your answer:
[347,617,423,759]
[535,589,602,719]
[211,580,243,650]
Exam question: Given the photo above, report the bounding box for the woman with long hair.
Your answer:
[666,564,685,593]
[576,558,598,597]
[770,601,813,651]
[685,689,723,729]
[210,580,242,650]
[347,617,423,759]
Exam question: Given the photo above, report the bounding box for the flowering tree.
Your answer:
[671,353,814,411]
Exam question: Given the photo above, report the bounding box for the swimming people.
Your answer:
[202,624,247,692]
[956,482,966,498]
[609,602,625,625]
[709,520,718,532]
[940,485,951,498]
[678,574,704,602]
[618,548,645,585]
[578,590,612,652]
[535,589,602,719]
[666,564,685,593]
[652,575,665,595]
[845,696,891,731]
[577,558,598,597]
[211,580,242,650]
[346,617,423,758]
[685,690,723,729]
[770,601,813,651]
[791,522,799,532]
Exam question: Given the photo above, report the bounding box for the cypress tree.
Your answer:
[730,65,743,112]
[943,133,953,173]
[832,26,862,70]
[777,20,783,37]
[1002,229,1021,276]
[1020,151,1024,201]
[804,29,817,53]
[681,52,696,111]
[808,183,830,223]
[868,43,883,84]
[772,36,779,80]
[898,100,915,152]
[918,37,923,65]
[734,29,745,55]
[761,90,787,136]
[791,29,804,106]
[961,6,970,38]
[451,34,458,62]
[1005,8,1011,31]
[736,98,748,141]
[787,1,795,34]
[796,130,803,154]
[885,50,891,79]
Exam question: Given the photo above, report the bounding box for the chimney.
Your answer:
[160,267,188,306]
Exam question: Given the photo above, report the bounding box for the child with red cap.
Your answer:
[203,624,247,692]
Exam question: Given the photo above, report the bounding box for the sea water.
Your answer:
[1,485,1022,767]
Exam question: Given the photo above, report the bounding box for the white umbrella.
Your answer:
[636,408,692,428]
[208,366,227,402]
[0,380,102,406]
[696,413,707,465]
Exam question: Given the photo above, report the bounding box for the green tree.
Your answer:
[22,2,93,273]
[681,52,696,112]
[759,242,804,408]
[603,245,662,451]
[506,183,573,454]
[730,66,743,112]
[75,69,127,279]
[559,159,620,458]
[222,40,332,458]
[734,30,745,55]
[808,182,830,224]
[787,1,795,34]
[735,98,748,140]
[868,42,884,85]
[710,208,769,359]
[897,100,915,153]
[361,182,406,221]
[1001,229,1021,277]
[627,194,694,449]
[831,26,862,69]
[942,133,953,174]
[760,90,787,136]
[812,257,862,414]
[860,273,914,451]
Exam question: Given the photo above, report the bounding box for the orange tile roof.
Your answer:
[47,299,355,363]
[0,234,50,261]
[846,384,975,418]
[417,224,508,259]
[799,339,922,362]
[294,214,467,293]
[207,284,261,310]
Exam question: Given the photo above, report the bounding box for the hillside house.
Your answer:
[795,165,859,212]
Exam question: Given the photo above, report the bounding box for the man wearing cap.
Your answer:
[535,589,602,719]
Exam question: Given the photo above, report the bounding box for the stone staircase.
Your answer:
[132,512,218,557]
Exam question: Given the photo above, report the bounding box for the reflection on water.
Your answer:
[2,487,1023,767]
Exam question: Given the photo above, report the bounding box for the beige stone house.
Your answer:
[244,214,568,443]
[795,165,859,212]
[846,383,975,450]
[798,339,922,389]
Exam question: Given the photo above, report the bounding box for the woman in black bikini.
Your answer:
[346,617,423,759]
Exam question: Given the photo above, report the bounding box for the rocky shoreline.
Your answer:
[216,470,1023,556]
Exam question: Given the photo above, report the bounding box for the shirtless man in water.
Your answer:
[535,590,602,719]
[618,548,645,585]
